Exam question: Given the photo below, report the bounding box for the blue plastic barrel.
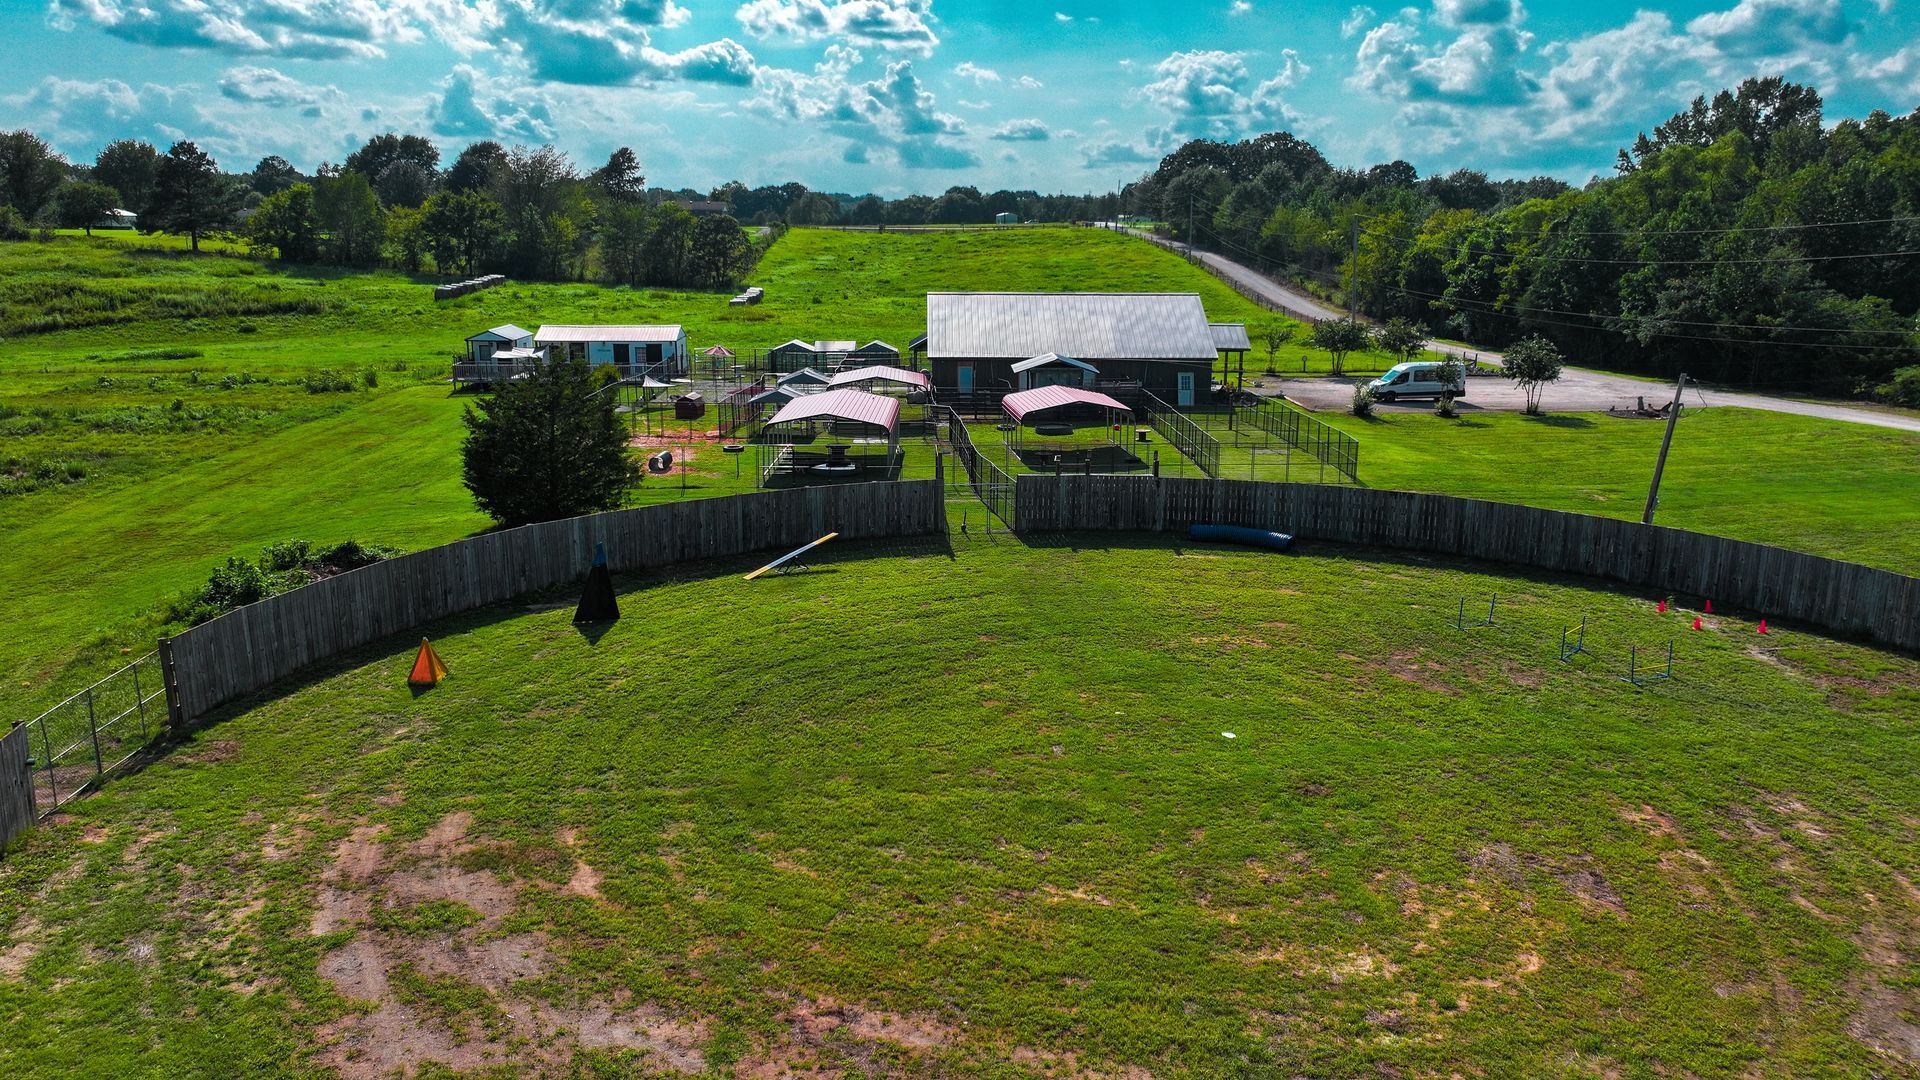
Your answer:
[1189,523,1294,552]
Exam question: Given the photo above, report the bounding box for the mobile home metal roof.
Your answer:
[534,324,684,344]
[1209,322,1252,351]
[763,388,900,433]
[1001,386,1132,424]
[468,324,532,342]
[926,293,1216,361]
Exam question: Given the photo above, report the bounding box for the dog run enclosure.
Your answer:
[1000,386,1145,473]
[757,388,905,485]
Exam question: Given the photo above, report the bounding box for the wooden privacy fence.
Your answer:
[1,724,33,852]
[1016,475,1920,651]
[163,482,946,726]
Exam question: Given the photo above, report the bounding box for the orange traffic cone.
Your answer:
[1691,616,1704,631]
[1757,619,1769,635]
[1704,598,1714,614]
[409,638,448,687]
[1657,599,1667,613]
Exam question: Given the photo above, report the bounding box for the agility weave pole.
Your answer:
[744,532,839,580]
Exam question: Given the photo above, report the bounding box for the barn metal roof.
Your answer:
[1209,322,1252,351]
[827,365,931,389]
[853,340,901,355]
[1011,353,1098,374]
[534,324,684,344]
[764,388,901,432]
[926,293,1216,361]
[777,367,830,385]
[468,324,531,342]
[1001,386,1132,423]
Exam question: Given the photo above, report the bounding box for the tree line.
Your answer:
[0,129,1123,286]
[1127,77,1920,397]
[0,132,769,289]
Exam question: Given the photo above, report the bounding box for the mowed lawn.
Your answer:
[1318,408,1920,574]
[5,227,1919,721]
[1,537,1917,1077]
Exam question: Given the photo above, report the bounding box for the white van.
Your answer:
[1366,362,1465,402]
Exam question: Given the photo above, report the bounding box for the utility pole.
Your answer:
[1348,218,1359,316]
[1187,191,1195,249]
[1641,373,1689,525]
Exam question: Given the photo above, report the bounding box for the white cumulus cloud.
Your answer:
[735,0,939,56]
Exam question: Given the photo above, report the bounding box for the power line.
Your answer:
[1376,281,1920,354]
[1352,209,1920,238]
[1355,224,1920,267]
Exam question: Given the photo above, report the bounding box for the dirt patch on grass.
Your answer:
[557,826,605,900]
[1847,923,1920,1066]
[310,810,712,1077]
[0,918,41,979]
[1241,943,1401,982]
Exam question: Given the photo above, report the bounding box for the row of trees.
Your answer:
[1,128,1124,283]
[0,132,764,288]
[1129,78,1920,394]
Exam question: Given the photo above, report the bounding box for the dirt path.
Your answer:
[1122,228,1920,432]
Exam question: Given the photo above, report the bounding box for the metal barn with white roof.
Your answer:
[924,292,1218,404]
[535,324,688,376]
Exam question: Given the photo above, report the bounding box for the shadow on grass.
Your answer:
[1523,413,1597,429]
[110,532,962,786]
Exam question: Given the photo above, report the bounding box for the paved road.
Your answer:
[1123,228,1920,433]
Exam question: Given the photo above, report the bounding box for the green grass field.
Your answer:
[3,536,1918,1077]
[4,225,1918,724]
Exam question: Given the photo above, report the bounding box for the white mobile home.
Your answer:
[535,325,689,376]
[465,324,533,362]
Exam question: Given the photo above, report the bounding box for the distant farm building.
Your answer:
[765,339,901,373]
[994,212,1019,225]
[924,292,1218,405]
[672,200,733,217]
[465,324,534,363]
[536,325,688,376]
[96,208,138,230]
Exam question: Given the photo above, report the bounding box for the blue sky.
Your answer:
[4,0,1918,195]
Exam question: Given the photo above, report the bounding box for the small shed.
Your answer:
[1211,321,1252,391]
[1012,353,1098,390]
[466,324,534,362]
[758,388,903,485]
[850,340,903,363]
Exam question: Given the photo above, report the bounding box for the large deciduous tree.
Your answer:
[246,183,321,261]
[0,130,69,220]
[445,140,507,194]
[54,181,122,236]
[689,213,753,289]
[344,133,440,191]
[314,171,385,266]
[145,140,242,251]
[422,189,504,276]
[460,357,637,526]
[93,139,158,211]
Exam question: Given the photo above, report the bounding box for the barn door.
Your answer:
[1177,371,1195,407]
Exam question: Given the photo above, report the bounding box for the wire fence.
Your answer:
[18,652,168,819]
[1136,390,1221,477]
[938,404,1016,526]
[1246,398,1361,482]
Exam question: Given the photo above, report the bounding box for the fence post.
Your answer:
[157,636,185,733]
[86,687,103,783]
[132,661,148,743]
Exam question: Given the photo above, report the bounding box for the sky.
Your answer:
[3,0,1919,196]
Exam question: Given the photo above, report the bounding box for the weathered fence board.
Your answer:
[1015,476,1920,652]
[1,723,34,851]
[166,482,945,726]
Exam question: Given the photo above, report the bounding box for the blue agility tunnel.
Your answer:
[1189,523,1294,552]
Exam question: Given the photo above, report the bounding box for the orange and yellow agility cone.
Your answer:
[408,638,448,687]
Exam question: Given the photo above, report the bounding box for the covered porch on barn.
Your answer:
[757,388,904,487]
[1000,386,1144,473]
